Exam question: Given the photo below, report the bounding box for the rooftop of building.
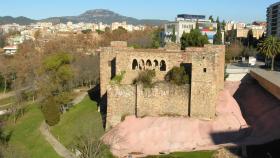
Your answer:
[268,1,280,8]
[177,14,206,20]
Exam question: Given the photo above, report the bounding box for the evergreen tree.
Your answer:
[180,29,209,50]
[213,19,223,45]
[209,15,214,22]
[39,52,74,126]
[247,29,254,47]
[221,20,226,30]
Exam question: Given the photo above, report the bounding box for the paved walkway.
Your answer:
[40,91,88,158]
[40,122,77,158]
[250,68,280,87]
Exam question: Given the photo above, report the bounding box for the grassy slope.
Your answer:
[51,96,215,158]
[5,104,61,158]
[146,151,215,158]
[51,96,104,148]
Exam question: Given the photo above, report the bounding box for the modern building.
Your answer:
[165,14,221,44]
[267,2,280,37]
[177,14,206,21]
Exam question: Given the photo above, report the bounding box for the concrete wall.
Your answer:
[106,83,190,129]
[250,70,280,100]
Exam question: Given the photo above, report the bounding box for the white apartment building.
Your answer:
[165,14,219,44]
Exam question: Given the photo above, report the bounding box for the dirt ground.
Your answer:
[103,77,280,157]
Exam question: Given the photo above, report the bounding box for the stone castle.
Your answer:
[99,41,225,129]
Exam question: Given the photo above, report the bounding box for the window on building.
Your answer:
[139,59,145,70]
[160,60,166,71]
[146,60,152,67]
[132,59,138,70]
[154,60,159,67]
[203,68,207,73]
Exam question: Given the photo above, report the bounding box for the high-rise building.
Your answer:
[267,2,280,37]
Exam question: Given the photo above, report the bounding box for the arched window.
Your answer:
[146,60,152,67]
[139,59,145,70]
[154,60,159,67]
[160,60,166,71]
[132,59,138,70]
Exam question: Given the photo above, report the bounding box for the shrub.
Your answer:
[134,70,156,88]
[41,97,60,126]
[110,71,125,84]
[165,66,190,85]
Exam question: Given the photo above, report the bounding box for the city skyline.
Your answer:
[0,0,279,23]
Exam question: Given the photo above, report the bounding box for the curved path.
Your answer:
[40,91,88,158]
[40,122,76,158]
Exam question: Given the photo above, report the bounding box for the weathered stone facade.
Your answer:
[100,41,225,129]
[106,83,190,128]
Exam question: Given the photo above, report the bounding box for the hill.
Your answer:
[42,9,168,26]
[0,16,36,25]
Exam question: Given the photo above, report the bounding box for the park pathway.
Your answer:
[40,90,88,158]
[40,122,77,158]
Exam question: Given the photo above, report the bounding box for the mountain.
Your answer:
[0,16,36,25]
[0,9,168,26]
[42,9,169,26]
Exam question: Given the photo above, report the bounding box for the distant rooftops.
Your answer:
[3,46,18,50]
[177,14,206,20]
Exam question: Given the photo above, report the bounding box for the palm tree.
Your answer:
[258,36,280,71]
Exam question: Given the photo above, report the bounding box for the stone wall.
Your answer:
[106,84,136,128]
[186,45,225,119]
[106,83,190,129]
[137,83,190,117]
[250,70,280,100]
[100,42,225,125]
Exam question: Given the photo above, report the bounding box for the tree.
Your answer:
[134,70,156,88]
[171,26,176,42]
[34,30,41,40]
[226,41,244,62]
[165,66,190,85]
[151,28,163,48]
[180,29,209,50]
[38,52,74,126]
[258,36,280,71]
[0,32,6,48]
[209,15,214,22]
[247,29,254,47]
[82,29,92,34]
[221,20,226,30]
[73,53,99,88]
[213,19,223,45]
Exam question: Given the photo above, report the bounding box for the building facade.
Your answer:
[99,41,225,129]
[164,14,219,44]
[267,2,280,37]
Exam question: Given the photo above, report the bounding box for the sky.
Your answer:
[0,0,279,23]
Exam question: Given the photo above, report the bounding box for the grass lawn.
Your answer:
[51,96,105,147]
[51,96,114,157]
[4,104,61,158]
[145,151,215,158]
